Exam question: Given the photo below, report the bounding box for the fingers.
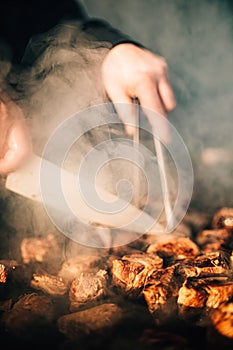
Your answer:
[105,89,137,136]
[158,77,176,112]
[136,79,170,143]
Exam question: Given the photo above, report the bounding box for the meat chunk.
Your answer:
[69,269,108,311]
[111,252,163,297]
[210,300,233,339]
[143,265,182,323]
[58,254,107,283]
[146,237,200,264]
[178,276,233,310]
[194,250,231,276]
[30,271,68,296]
[178,279,208,309]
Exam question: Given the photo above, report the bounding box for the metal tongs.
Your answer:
[132,98,173,230]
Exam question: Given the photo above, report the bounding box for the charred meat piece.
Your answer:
[175,251,231,281]
[58,254,107,283]
[178,276,233,310]
[212,207,233,230]
[20,233,61,264]
[194,250,232,276]
[30,271,68,296]
[146,237,200,264]
[111,252,163,297]
[57,303,123,340]
[210,299,233,339]
[178,279,208,309]
[143,265,182,323]
[204,277,233,309]
[69,269,108,311]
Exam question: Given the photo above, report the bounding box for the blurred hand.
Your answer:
[0,92,32,174]
[102,43,176,138]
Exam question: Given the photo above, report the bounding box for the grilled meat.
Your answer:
[111,252,163,297]
[69,269,108,311]
[30,271,68,296]
[143,265,182,322]
[146,237,200,264]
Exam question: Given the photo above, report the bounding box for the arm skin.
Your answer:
[0,92,32,174]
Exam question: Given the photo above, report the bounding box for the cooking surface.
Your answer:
[0,204,233,349]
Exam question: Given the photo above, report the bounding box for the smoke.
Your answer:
[84,0,233,212]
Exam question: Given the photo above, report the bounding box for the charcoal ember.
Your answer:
[58,254,108,283]
[143,265,182,324]
[146,237,200,264]
[57,303,123,340]
[212,207,233,230]
[20,233,61,265]
[111,252,163,298]
[30,271,68,296]
[0,260,19,284]
[0,264,7,283]
[196,229,230,249]
[69,269,108,311]
[1,293,55,337]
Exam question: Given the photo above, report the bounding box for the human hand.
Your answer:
[101,43,176,139]
[0,92,32,174]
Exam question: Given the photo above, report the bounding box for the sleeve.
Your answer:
[79,17,143,48]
